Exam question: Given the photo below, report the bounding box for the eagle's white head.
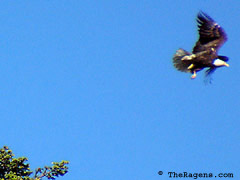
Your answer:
[213,59,229,67]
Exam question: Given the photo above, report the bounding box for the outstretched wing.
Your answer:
[193,12,227,53]
[204,67,216,84]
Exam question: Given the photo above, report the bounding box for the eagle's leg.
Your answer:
[191,71,197,79]
[181,54,196,61]
[187,64,195,70]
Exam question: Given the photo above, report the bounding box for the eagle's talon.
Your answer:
[191,71,197,79]
[187,64,195,70]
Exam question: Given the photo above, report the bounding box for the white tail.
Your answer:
[173,49,193,72]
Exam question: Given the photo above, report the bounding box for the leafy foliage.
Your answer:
[0,146,69,180]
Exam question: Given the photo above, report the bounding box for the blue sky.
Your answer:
[1,0,240,179]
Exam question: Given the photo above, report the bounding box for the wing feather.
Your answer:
[193,12,227,53]
[204,67,216,84]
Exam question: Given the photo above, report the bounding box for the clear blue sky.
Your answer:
[1,1,240,179]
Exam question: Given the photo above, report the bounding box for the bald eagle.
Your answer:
[173,12,229,81]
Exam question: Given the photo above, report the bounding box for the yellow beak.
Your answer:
[224,62,230,67]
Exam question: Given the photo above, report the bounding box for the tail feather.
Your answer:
[173,49,193,72]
